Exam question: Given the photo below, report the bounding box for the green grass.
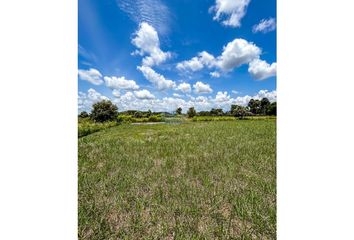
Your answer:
[78,120,276,239]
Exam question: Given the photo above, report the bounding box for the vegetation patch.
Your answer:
[78,120,276,239]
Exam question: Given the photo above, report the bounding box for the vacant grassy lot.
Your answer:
[78,120,276,239]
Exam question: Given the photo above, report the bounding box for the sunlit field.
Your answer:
[78,120,276,239]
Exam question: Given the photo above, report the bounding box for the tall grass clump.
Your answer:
[192,116,236,122]
[78,119,117,137]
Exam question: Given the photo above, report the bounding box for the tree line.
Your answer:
[79,97,276,122]
[186,97,276,119]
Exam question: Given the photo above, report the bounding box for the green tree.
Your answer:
[90,100,118,122]
[187,107,197,118]
[176,107,182,115]
[232,105,248,119]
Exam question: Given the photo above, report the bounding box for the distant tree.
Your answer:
[232,105,248,119]
[176,107,182,115]
[260,98,271,115]
[147,109,152,117]
[187,107,197,118]
[78,111,89,118]
[90,100,118,122]
[231,105,237,113]
[266,102,277,116]
[133,111,143,118]
[198,111,210,116]
[210,108,224,116]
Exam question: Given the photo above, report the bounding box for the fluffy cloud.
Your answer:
[176,82,192,93]
[176,57,204,72]
[217,38,261,72]
[176,51,216,72]
[105,89,277,113]
[78,88,109,112]
[248,59,277,80]
[137,65,176,90]
[104,76,140,90]
[78,68,103,85]
[112,89,121,98]
[173,93,183,98]
[134,89,155,99]
[210,0,251,28]
[132,22,171,67]
[176,38,263,75]
[193,81,213,94]
[215,91,231,102]
[198,51,217,67]
[252,18,276,33]
[234,89,277,106]
[210,71,221,78]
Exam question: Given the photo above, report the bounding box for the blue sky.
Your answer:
[78,0,276,113]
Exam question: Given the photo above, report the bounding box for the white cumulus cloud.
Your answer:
[252,18,276,33]
[176,38,265,76]
[173,93,183,98]
[78,68,103,85]
[176,82,192,93]
[210,0,251,28]
[112,89,121,98]
[134,89,155,99]
[132,22,171,67]
[215,91,231,102]
[176,51,216,72]
[217,38,261,72]
[248,59,277,80]
[137,65,176,90]
[176,57,204,72]
[193,81,213,94]
[210,71,221,78]
[78,88,109,112]
[104,76,140,90]
[80,89,277,113]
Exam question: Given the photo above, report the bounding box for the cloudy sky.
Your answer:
[78,0,276,113]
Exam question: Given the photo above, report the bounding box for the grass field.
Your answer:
[78,120,276,239]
